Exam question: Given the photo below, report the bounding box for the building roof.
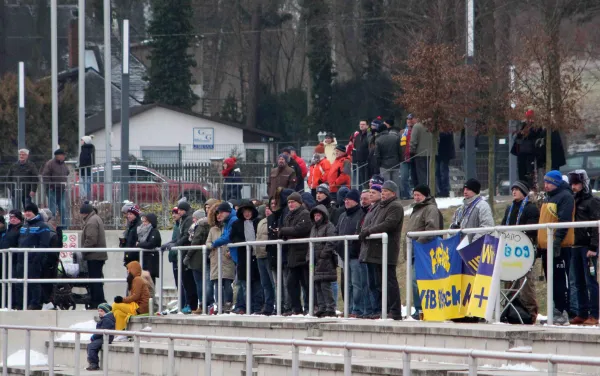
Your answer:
[85,103,281,141]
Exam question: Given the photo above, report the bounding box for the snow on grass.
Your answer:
[481,363,539,372]
[0,350,47,367]
[405,197,465,216]
[301,347,343,356]
[56,320,97,341]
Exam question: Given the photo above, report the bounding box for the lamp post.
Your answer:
[463,0,477,180]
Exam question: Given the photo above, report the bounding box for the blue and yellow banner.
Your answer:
[414,234,499,321]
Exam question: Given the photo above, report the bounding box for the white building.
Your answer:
[85,104,280,164]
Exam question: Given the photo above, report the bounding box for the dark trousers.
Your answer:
[172,263,186,308]
[413,156,429,187]
[369,263,402,317]
[87,339,103,366]
[87,260,106,308]
[542,249,570,313]
[183,267,198,310]
[235,279,264,313]
[286,265,309,314]
[571,247,599,319]
[517,155,536,187]
[435,157,451,197]
[357,162,370,188]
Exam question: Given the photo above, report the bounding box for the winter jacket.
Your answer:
[405,197,444,244]
[268,166,297,197]
[166,221,180,264]
[81,212,108,261]
[409,122,432,158]
[359,197,404,265]
[206,222,235,281]
[255,217,269,259]
[535,129,567,170]
[41,158,69,185]
[367,134,380,177]
[137,214,162,278]
[90,313,116,343]
[308,158,331,190]
[400,126,412,160]
[222,168,243,201]
[184,218,210,270]
[335,204,365,259]
[538,181,575,249]
[287,158,305,192]
[324,140,338,164]
[572,183,600,251]
[510,123,542,157]
[175,213,193,248]
[123,261,150,314]
[279,206,312,268]
[308,205,338,282]
[19,215,51,264]
[327,155,351,194]
[211,211,239,260]
[375,129,403,169]
[451,196,495,243]
[122,216,141,266]
[230,202,261,281]
[353,130,370,164]
[293,155,308,178]
[501,199,540,243]
[7,160,39,193]
[79,143,95,177]
[0,223,22,250]
[437,132,456,161]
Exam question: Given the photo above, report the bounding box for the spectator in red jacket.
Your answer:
[286,147,308,178]
[327,145,351,195]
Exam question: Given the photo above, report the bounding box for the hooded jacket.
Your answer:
[79,143,95,177]
[81,212,108,261]
[279,205,312,268]
[538,181,575,249]
[570,170,600,251]
[335,203,365,259]
[137,214,161,278]
[206,203,236,281]
[230,201,261,281]
[308,205,338,282]
[123,261,151,314]
[359,197,404,265]
[405,197,444,244]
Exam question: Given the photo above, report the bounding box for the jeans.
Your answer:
[48,188,69,227]
[192,269,214,308]
[368,263,402,317]
[570,247,599,319]
[400,162,412,199]
[412,262,422,312]
[212,279,234,304]
[381,168,400,187]
[80,175,91,200]
[435,157,451,197]
[87,260,106,308]
[316,282,335,312]
[287,265,309,313]
[349,259,368,316]
[172,263,186,308]
[235,279,264,313]
[257,258,275,313]
[332,281,338,310]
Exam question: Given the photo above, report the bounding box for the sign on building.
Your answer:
[193,128,214,149]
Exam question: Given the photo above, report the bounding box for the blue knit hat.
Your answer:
[544,170,563,187]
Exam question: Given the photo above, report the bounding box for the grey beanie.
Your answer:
[193,209,206,220]
[382,180,399,194]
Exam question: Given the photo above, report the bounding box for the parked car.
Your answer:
[74,165,211,204]
[560,153,600,190]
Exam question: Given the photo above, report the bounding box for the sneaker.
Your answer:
[583,317,599,326]
[192,307,203,315]
[223,302,233,313]
[553,309,569,326]
[313,310,325,318]
[232,308,246,315]
[410,312,421,321]
[181,305,192,314]
[322,311,337,318]
[85,364,100,371]
[569,316,587,325]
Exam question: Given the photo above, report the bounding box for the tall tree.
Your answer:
[361,0,384,79]
[144,0,198,109]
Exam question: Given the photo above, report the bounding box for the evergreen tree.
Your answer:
[144,0,198,109]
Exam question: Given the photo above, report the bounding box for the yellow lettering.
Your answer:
[482,245,495,264]
[430,245,451,274]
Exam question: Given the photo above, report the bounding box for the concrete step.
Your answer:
[1,366,131,376]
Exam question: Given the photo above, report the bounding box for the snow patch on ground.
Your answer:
[404,197,465,216]
[56,320,97,341]
[301,347,343,356]
[481,363,539,372]
[1,350,47,367]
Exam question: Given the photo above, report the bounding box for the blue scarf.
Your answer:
[504,196,529,226]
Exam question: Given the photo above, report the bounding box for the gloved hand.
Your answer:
[114,296,123,304]
[552,242,562,259]
[359,229,371,242]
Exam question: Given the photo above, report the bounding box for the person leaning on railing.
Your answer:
[41,149,69,226]
[112,261,150,331]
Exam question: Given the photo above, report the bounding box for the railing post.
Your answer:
[246,245,251,315]
[167,338,174,376]
[405,236,412,319]
[159,246,164,313]
[177,249,182,314]
[1,251,5,309]
[204,339,212,376]
[134,335,140,376]
[23,250,28,311]
[48,331,55,376]
[139,249,144,272]
[202,246,207,315]
[277,243,282,316]
[547,227,554,326]
[343,240,349,318]
[102,333,109,376]
[25,329,30,376]
[381,234,389,320]
[218,248,223,314]
[74,332,80,376]
[344,348,351,376]
[548,359,558,376]
[291,343,299,376]
[246,342,253,376]
[402,351,411,376]
[2,328,8,376]
[309,242,315,316]
[7,252,12,310]
[468,354,477,376]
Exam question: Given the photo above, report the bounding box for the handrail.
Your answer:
[1,324,599,376]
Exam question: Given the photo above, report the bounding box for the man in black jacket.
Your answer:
[568,170,600,326]
[352,121,371,187]
[7,149,39,210]
[501,181,540,323]
[335,189,368,318]
[230,201,264,314]
[375,118,402,186]
[121,203,142,265]
[174,201,197,314]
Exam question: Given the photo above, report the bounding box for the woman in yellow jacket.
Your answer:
[112,261,150,330]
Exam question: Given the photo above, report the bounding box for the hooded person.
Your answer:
[230,200,264,314]
[268,154,298,197]
[136,213,162,285]
[301,192,317,211]
[222,156,243,201]
[308,205,338,317]
[112,261,150,331]
[121,203,142,266]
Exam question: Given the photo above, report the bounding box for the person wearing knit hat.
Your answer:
[287,192,303,204]
[268,153,298,197]
[327,144,351,196]
[221,156,243,201]
[24,202,39,216]
[463,178,481,195]
[80,202,94,215]
[122,202,143,267]
[316,183,330,196]
[345,189,361,205]
[335,144,346,154]
[412,184,431,198]
[192,209,206,220]
[511,180,530,197]
[451,178,493,243]
[370,174,385,187]
[315,143,325,154]
[308,148,331,198]
[216,202,232,213]
[80,199,108,309]
[382,180,399,194]
[370,184,382,192]
[86,302,115,371]
[544,170,563,188]
[79,135,95,200]
[315,183,334,217]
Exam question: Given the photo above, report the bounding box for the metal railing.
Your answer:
[0,248,166,311]
[1,324,600,376]
[406,220,600,325]
[173,233,389,318]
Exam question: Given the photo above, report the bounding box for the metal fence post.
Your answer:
[25,329,30,376]
[381,234,389,320]
[547,227,554,326]
[218,248,223,314]
[48,331,55,376]
[405,236,412,319]
[402,352,411,376]
[139,249,144,272]
[102,333,109,376]
[548,360,558,376]
[159,247,164,313]
[277,243,282,316]
[177,249,182,314]
[343,240,349,318]
[23,250,28,311]
[246,342,253,376]
[202,246,207,315]
[134,335,140,376]
[468,354,477,376]
[7,252,12,310]
[167,338,174,376]
[309,242,315,316]
[74,333,80,376]
[1,252,5,309]
[344,348,352,376]
[204,339,212,376]
[291,343,299,376]
[246,245,251,315]
[1,328,7,376]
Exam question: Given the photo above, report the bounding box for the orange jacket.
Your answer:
[327,155,351,193]
[308,159,331,189]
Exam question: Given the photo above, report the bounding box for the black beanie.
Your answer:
[511,180,530,197]
[80,203,94,215]
[464,179,481,195]
[9,209,24,222]
[216,202,232,213]
[413,184,431,197]
[24,203,39,216]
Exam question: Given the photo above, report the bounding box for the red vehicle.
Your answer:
[74,165,211,204]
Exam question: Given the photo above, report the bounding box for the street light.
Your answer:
[317,131,326,142]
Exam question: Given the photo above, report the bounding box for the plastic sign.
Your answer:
[499,231,535,281]
[60,232,79,263]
